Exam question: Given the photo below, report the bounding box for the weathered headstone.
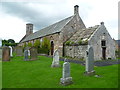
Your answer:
[60,58,73,86]
[84,46,95,76]
[15,46,23,56]
[51,49,60,67]
[24,50,29,61]
[24,47,30,56]
[30,47,37,60]
[2,46,10,61]
[9,46,13,57]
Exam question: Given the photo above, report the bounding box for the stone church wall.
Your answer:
[88,23,116,60]
[64,45,87,60]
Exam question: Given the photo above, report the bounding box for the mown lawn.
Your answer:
[0,60,2,89]
[2,55,118,88]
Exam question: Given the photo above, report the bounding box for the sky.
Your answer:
[0,0,119,43]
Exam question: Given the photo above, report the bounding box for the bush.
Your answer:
[41,37,50,55]
[78,39,88,45]
[82,40,88,45]
[28,42,32,47]
[65,41,71,45]
[65,41,75,46]
[78,40,82,45]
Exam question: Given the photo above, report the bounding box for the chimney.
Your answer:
[100,22,104,25]
[26,23,33,36]
[74,5,79,15]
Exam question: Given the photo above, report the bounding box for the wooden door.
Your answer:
[102,47,106,60]
[51,41,54,55]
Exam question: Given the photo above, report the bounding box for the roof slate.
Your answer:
[21,16,74,43]
[68,25,99,44]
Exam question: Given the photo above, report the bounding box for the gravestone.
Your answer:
[51,49,60,67]
[60,58,73,86]
[16,46,23,56]
[30,47,37,60]
[84,46,95,76]
[24,50,29,61]
[2,46,10,61]
[9,46,13,57]
[24,47,30,56]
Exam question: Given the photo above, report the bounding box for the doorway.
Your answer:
[102,47,106,60]
[101,40,106,60]
[51,41,54,55]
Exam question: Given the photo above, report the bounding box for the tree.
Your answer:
[2,39,17,46]
[33,39,40,48]
[8,39,15,44]
[41,37,50,54]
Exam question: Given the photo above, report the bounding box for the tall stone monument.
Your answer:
[60,58,73,86]
[51,49,60,67]
[2,46,10,61]
[84,46,95,76]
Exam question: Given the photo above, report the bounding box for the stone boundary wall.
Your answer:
[64,45,88,59]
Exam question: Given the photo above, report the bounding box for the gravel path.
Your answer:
[40,54,120,67]
[59,58,120,67]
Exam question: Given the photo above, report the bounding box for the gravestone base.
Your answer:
[51,64,60,68]
[84,70,95,76]
[30,58,37,61]
[60,77,73,86]
[2,60,10,62]
[24,59,29,61]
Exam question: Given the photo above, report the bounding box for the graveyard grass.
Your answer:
[2,55,118,88]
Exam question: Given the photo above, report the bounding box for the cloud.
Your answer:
[0,0,119,42]
[1,1,70,30]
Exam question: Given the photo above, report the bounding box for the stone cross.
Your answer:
[51,49,60,67]
[24,50,29,61]
[84,46,95,76]
[9,46,13,57]
[30,47,37,60]
[2,46,10,61]
[60,58,73,86]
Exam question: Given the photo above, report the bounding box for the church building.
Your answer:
[19,5,116,60]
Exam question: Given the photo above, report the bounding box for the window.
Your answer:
[101,40,106,46]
